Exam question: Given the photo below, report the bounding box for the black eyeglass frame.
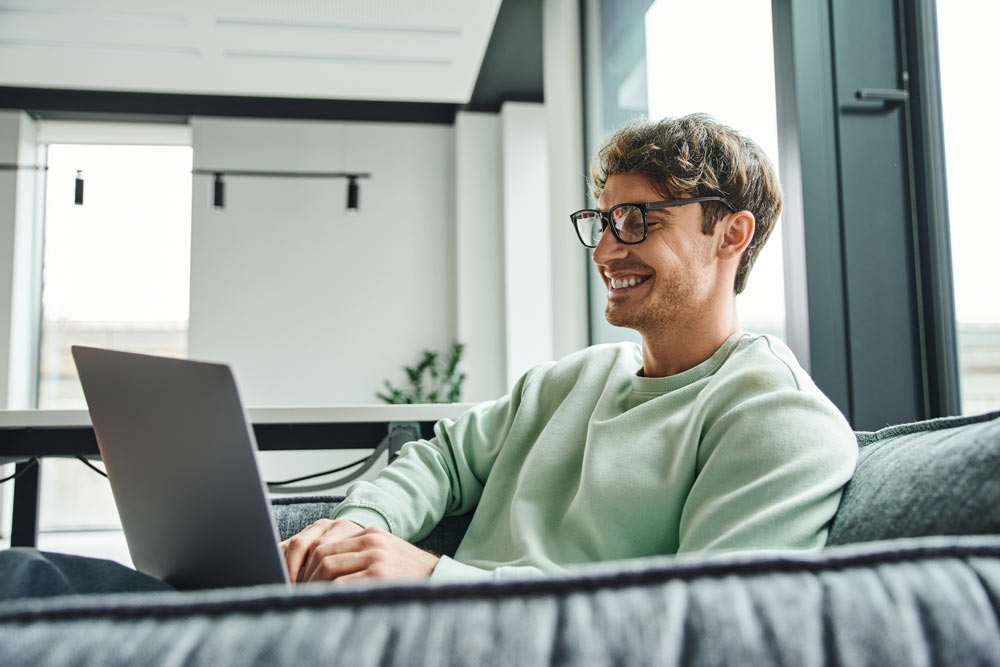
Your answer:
[569,196,738,248]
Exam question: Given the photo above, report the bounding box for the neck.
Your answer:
[638,299,740,378]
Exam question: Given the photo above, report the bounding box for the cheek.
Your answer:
[650,241,690,269]
[681,237,716,268]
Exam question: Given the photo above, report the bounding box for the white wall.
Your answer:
[544,0,590,359]
[500,103,554,387]
[188,117,458,407]
[455,112,507,401]
[456,99,589,398]
[188,110,588,409]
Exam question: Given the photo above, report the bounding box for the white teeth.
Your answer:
[610,277,643,290]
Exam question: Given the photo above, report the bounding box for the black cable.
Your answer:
[265,453,372,487]
[0,449,380,488]
[0,458,39,484]
[71,452,368,484]
[77,456,109,478]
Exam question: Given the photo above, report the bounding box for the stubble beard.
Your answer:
[604,270,702,337]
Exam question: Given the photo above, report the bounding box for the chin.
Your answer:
[604,305,640,330]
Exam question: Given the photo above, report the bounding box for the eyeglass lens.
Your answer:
[613,206,645,242]
[573,205,645,247]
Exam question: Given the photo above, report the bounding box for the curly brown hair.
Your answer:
[590,113,783,294]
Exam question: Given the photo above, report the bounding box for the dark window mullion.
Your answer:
[900,0,961,417]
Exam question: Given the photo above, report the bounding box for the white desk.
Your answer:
[0,404,474,429]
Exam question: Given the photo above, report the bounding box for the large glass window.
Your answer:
[31,137,192,561]
[38,143,193,409]
[937,3,1000,415]
[584,0,785,342]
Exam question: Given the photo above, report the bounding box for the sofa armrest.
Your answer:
[2,536,998,666]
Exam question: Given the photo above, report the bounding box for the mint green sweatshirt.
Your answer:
[331,332,858,581]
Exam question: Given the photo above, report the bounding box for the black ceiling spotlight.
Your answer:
[213,172,225,209]
[74,170,84,205]
[346,175,359,213]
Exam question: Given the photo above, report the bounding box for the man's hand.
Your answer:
[279,518,440,584]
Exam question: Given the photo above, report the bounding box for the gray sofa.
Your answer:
[1,410,999,666]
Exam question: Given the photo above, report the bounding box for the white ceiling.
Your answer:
[0,0,503,103]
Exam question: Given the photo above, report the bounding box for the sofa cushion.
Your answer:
[828,410,1000,545]
[271,496,344,540]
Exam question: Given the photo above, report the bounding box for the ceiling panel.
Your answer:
[0,0,502,103]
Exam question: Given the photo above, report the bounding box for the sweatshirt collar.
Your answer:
[630,331,749,394]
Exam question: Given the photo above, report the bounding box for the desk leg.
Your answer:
[11,460,40,548]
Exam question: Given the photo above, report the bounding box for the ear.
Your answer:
[717,211,755,261]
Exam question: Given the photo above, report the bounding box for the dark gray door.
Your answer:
[831,0,925,429]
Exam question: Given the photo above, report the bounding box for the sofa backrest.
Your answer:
[828,410,1000,546]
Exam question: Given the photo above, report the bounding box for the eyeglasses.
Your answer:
[569,196,737,248]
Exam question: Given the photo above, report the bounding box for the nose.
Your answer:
[591,224,628,266]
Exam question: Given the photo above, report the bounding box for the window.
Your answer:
[38,141,193,409]
[936,3,1000,415]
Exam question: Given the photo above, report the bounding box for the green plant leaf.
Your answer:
[377,341,467,404]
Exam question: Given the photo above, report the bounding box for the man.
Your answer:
[281,113,858,583]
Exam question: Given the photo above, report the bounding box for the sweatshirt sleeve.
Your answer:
[677,388,858,555]
[429,556,548,582]
[330,369,537,542]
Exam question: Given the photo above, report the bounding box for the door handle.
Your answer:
[855,88,909,106]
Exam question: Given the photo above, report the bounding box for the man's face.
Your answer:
[591,172,722,335]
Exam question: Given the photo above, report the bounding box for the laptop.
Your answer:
[71,345,290,590]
